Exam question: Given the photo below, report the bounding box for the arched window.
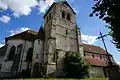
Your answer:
[11,44,23,72]
[8,45,16,60]
[67,13,71,21]
[17,44,22,54]
[62,11,65,19]
[26,47,33,62]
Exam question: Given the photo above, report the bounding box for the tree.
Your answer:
[0,8,2,11]
[90,0,120,50]
[63,52,89,78]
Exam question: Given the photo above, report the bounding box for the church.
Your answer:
[0,1,118,78]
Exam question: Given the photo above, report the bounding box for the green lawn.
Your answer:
[9,78,108,80]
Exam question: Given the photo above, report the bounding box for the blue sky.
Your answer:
[0,0,120,64]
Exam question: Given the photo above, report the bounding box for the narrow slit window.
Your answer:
[52,51,58,63]
[67,13,71,21]
[92,54,94,58]
[66,30,68,35]
[62,11,65,19]
[100,55,102,59]
[84,53,86,56]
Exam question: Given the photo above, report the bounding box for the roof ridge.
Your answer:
[83,43,100,48]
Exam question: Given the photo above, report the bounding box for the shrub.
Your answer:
[63,52,89,78]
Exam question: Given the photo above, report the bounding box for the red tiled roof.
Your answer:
[5,29,45,41]
[5,30,38,41]
[83,44,111,55]
[83,44,113,66]
[85,57,106,66]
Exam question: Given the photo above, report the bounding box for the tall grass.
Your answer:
[9,78,108,80]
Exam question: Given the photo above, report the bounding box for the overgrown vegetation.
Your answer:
[90,0,120,50]
[8,78,108,80]
[63,52,89,78]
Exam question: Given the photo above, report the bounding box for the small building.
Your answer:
[83,44,117,78]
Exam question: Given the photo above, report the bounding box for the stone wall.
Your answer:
[89,66,105,78]
[0,39,33,78]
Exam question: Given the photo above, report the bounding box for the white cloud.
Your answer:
[8,27,30,36]
[0,0,55,17]
[0,43,4,47]
[81,34,97,44]
[0,15,11,23]
[37,0,55,13]
[73,8,79,14]
[0,0,38,17]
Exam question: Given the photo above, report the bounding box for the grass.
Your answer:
[8,78,108,80]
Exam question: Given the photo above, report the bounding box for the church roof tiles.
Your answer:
[83,44,111,55]
[5,29,44,42]
[83,44,113,66]
[86,57,106,66]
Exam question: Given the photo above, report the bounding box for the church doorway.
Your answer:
[32,63,42,78]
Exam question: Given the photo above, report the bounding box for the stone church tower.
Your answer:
[43,1,83,77]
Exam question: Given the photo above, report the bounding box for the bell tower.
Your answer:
[43,1,82,77]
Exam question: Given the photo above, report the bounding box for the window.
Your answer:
[8,45,16,60]
[100,55,102,59]
[66,30,68,35]
[92,54,94,58]
[84,53,86,56]
[52,51,58,63]
[26,47,33,62]
[0,64,2,70]
[62,11,65,19]
[52,52,56,62]
[67,13,71,21]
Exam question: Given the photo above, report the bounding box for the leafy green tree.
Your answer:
[63,52,89,78]
[90,0,120,50]
[0,8,2,11]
